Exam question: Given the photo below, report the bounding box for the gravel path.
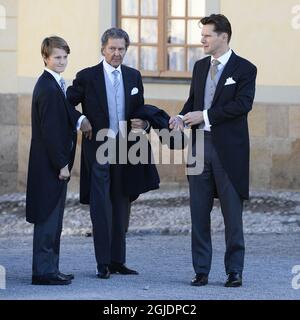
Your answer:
[0,189,300,237]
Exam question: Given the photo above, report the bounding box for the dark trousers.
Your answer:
[32,182,67,276]
[90,162,129,267]
[189,132,244,275]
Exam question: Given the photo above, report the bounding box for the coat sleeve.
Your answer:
[38,88,71,170]
[66,70,86,107]
[66,71,86,128]
[179,62,197,116]
[137,70,145,107]
[207,64,257,126]
[68,104,82,127]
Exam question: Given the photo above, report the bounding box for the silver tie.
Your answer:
[112,69,120,134]
[112,69,120,92]
[60,77,66,96]
[210,59,221,81]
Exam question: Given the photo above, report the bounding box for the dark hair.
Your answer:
[41,36,70,66]
[101,27,130,49]
[200,14,232,43]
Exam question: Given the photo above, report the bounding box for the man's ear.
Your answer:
[222,33,228,43]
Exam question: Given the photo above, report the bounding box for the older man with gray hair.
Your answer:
[67,28,157,279]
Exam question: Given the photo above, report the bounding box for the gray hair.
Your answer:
[101,27,130,49]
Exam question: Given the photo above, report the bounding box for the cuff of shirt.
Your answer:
[177,114,190,128]
[76,115,86,131]
[203,110,211,128]
[142,120,150,134]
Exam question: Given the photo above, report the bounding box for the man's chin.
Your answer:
[111,61,121,67]
[55,68,66,73]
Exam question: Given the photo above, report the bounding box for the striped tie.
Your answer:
[59,78,66,96]
[210,59,221,81]
[112,69,120,134]
[112,70,120,92]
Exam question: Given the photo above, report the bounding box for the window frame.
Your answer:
[117,0,206,79]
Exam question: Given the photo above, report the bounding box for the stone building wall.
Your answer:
[7,96,300,194]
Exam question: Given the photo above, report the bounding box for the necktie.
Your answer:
[112,69,120,135]
[210,59,221,81]
[60,78,66,96]
[112,69,120,92]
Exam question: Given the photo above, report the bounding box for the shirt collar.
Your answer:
[210,48,232,67]
[44,67,62,83]
[103,59,122,75]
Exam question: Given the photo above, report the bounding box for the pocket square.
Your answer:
[131,87,139,95]
[224,77,236,86]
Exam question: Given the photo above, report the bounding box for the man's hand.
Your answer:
[59,164,70,181]
[183,111,204,127]
[80,118,92,140]
[131,118,148,131]
[169,116,184,131]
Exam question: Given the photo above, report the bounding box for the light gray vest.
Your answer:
[204,64,222,110]
[103,70,125,135]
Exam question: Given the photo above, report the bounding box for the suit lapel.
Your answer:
[43,71,75,123]
[197,58,211,110]
[212,51,238,106]
[92,62,109,120]
[121,65,131,120]
[44,70,66,100]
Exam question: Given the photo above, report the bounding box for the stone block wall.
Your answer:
[0,94,18,193]
[1,94,300,194]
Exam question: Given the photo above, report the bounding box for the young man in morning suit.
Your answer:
[26,36,92,285]
[170,14,257,287]
[67,28,158,279]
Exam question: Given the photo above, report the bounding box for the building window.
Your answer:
[119,0,206,78]
[0,5,6,30]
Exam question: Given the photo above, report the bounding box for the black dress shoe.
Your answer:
[59,272,74,280]
[225,272,242,287]
[191,273,208,286]
[109,262,139,275]
[97,265,110,279]
[32,274,71,285]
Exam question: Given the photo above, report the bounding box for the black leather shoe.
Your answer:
[225,272,242,287]
[109,262,139,275]
[97,265,110,279]
[59,272,74,280]
[191,273,208,286]
[32,274,71,285]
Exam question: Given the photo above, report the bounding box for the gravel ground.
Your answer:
[0,189,300,237]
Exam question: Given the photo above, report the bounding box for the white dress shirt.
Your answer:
[103,59,123,84]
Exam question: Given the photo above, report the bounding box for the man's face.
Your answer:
[201,24,227,57]
[43,48,68,74]
[102,38,127,68]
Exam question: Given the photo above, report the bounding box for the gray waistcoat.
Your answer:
[103,70,125,135]
[204,65,223,110]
